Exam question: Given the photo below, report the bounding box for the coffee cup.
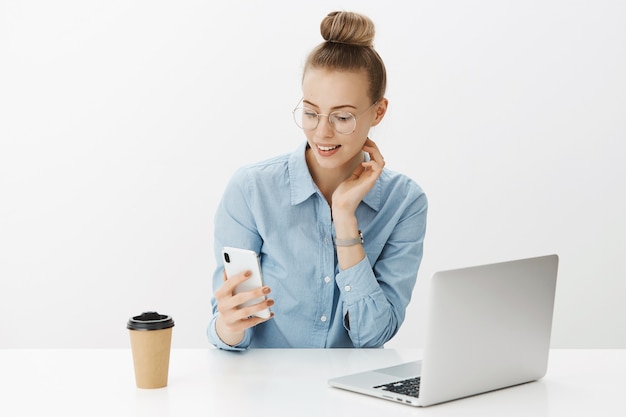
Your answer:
[127,312,175,389]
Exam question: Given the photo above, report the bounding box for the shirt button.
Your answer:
[324,276,331,283]
[320,315,327,322]
[344,285,351,292]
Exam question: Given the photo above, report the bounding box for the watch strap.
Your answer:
[334,230,363,247]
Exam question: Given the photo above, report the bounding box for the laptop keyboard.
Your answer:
[374,376,421,398]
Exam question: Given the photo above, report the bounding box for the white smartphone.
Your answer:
[222,247,271,319]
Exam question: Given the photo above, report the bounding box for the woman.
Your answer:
[208,11,427,350]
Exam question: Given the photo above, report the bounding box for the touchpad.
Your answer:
[376,361,422,378]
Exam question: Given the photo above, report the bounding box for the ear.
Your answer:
[370,98,388,127]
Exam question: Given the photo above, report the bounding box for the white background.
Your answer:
[1,0,624,349]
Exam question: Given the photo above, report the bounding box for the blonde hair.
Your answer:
[304,11,387,103]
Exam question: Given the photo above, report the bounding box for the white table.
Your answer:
[0,349,624,416]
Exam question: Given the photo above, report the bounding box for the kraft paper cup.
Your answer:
[127,312,175,389]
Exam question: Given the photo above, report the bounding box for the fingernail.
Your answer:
[245,271,252,277]
[263,286,271,294]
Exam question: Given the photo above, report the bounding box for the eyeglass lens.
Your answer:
[293,108,357,134]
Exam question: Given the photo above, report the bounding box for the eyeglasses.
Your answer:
[292,98,378,135]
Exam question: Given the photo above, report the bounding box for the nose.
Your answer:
[315,115,335,138]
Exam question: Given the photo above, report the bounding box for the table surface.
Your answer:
[0,348,624,416]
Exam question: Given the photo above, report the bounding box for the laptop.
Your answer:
[328,254,559,407]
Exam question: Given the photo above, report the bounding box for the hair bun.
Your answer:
[321,11,375,47]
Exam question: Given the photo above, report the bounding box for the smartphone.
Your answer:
[222,247,271,319]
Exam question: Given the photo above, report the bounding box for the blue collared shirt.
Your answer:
[208,142,427,350]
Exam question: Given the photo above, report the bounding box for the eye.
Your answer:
[303,108,318,119]
[331,112,354,124]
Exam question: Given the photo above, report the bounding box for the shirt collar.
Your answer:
[288,141,382,211]
[288,142,318,205]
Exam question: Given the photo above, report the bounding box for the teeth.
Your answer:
[319,145,339,151]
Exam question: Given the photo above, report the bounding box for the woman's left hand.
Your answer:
[332,138,385,216]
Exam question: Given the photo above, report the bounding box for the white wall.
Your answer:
[1,0,624,349]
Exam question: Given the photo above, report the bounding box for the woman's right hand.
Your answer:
[214,270,274,346]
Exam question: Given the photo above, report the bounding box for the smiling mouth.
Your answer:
[318,145,341,151]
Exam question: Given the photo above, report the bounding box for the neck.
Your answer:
[305,147,364,204]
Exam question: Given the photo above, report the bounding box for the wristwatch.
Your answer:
[334,230,363,247]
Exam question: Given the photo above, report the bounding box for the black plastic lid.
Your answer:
[127,312,175,331]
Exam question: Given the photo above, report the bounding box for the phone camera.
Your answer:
[224,252,231,263]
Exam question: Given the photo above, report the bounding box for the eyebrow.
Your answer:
[302,99,358,111]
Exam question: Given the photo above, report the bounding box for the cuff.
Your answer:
[208,315,252,351]
[334,256,379,305]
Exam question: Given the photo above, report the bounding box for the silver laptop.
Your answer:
[329,254,559,407]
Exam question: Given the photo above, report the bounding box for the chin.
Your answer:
[313,156,342,170]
